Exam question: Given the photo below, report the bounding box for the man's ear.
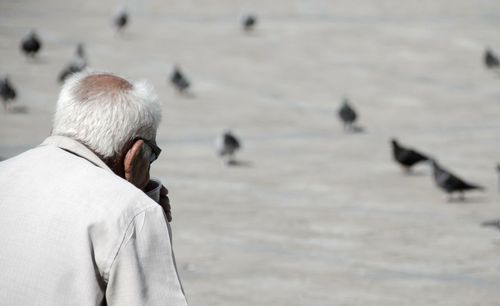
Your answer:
[123,139,144,183]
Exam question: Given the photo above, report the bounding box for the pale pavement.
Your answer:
[1,1,500,305]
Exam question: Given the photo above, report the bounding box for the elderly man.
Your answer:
[0,71,188,305]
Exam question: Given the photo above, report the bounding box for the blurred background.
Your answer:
[1,0,500,305]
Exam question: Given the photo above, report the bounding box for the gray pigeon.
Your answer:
[216,130,241,165]
[496,164,500,191]
[391,139,429,172]
[484,48,500,69]
[76,43,86,60]
[170,66,190,93]
[338,97,357,131]
[114,9,129,32]
[431,160,484,201]
[242,15,257,32]
[58,44,87,83]
[0,76,17,111]
[20,30,42,58]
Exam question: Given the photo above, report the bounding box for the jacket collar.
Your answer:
[40,135,113,173]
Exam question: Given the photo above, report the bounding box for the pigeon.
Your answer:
[496,164,500,191]
[76,43,86,60]
[484,48,499,69]
[114,9,129,32]
[216,130,241,165]
[58,44,87,83]
[169,66,190,93]
[338,98,357,131]
[242,14,257,32]
[20,31,42,58]
[391,139,429,172]
[431,160,484,201]
[0,76,17,111]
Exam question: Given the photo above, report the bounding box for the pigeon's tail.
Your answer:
[468,183,485,191]
[419,153,430,162]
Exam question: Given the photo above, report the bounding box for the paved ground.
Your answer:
[1,0,500,305]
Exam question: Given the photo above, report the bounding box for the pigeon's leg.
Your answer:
[459,192,465,201]
[219,155,227,166]
[345,123,352,132]
[227,153,236,165]
[447,193,454,202]
[3,101,11,113]
[29,53,37,63]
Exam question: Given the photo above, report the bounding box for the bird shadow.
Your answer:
[26,56,47,64]
[402,169,428,177]
[227,160,253,167]
[6,105,29,114]
[344,125,366,134]
[242,30,261,38]
[446,195,488,204]
[177,91,196,99]
[481,219,500,231]
[492,70,500,78]
[114,32,138,41]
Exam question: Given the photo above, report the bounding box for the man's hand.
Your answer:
[123,139,171,222]
[159,185,172,222]
[123,139,150,190]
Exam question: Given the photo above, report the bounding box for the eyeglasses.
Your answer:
[135,137,162,163]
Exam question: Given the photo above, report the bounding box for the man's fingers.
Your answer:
[159,193,172,222]
[160,185,168,195]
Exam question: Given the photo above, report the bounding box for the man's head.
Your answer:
[52,71,162,189]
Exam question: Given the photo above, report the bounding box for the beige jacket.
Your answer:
[0,136,188,306]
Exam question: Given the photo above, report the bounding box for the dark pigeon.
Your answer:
[431,160,484,201]
[0,76,17,111]
[216,130,241,165]
[242,15,257,32]
[114,10,129,32]
[391,139,429,172]
[338,98,357,131]
[496,164,500,191]
[170,66,190,93]
[76,43,86,60]
[58,44,87,83]
[20,31,42,58]
[484,48,499,69]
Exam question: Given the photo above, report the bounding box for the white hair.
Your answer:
[52,70,162,158]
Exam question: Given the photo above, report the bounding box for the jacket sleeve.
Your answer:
[105,205,188,306]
